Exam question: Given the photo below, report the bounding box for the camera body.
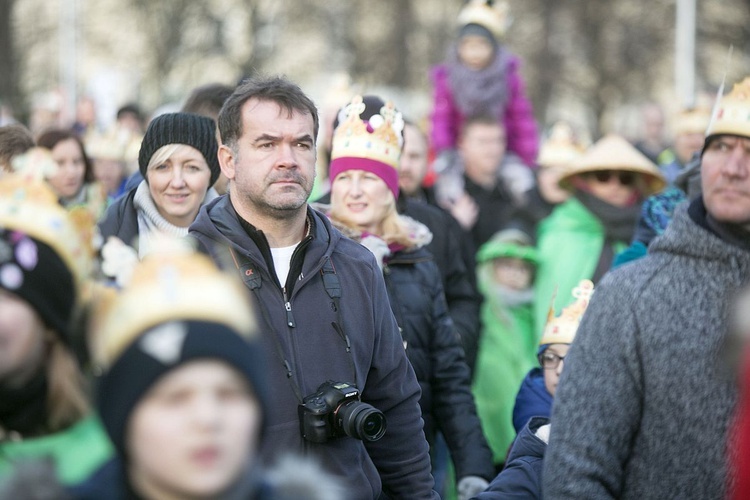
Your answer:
[299,381,386,443]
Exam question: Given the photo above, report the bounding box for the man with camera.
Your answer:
[190,76,438,499]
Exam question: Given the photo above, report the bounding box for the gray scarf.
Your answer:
[574,190,641,243]
[447,44,510,118]
[133,181,218,257]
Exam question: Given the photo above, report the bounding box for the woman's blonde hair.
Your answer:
[146,144,184,173]
[328,193,417,248]
[45,333,89,432]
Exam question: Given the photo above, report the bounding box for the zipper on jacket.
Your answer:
[283,287,295,328]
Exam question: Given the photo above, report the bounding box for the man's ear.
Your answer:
[218,144,236,180]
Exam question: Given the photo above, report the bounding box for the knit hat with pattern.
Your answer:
[138,112,220,185]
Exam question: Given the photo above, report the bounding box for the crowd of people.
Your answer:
[2,0,750,499]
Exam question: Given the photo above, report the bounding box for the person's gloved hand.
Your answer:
[100,236,138,287]
[432,148,458,175]
[457,475,490,500]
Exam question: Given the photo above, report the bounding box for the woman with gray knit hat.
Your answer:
[98,112,221,259]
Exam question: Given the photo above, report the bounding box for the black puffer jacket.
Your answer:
[400,198,483,372]
[383,245,494,482]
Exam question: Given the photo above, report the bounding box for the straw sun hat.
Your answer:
[558,134,667,196]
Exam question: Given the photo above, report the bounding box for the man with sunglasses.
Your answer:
[544,78,750,499]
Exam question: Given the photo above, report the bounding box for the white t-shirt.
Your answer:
[270,243,300,287]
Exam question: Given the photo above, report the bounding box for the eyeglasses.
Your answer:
[538,351,566,370]
[588,170,636,186]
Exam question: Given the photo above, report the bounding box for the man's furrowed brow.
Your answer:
[253,133,282,144]
[296,134,315,145]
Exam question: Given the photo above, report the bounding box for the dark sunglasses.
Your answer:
[588,170,636,186]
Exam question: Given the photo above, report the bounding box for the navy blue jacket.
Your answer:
[512,368,552,434]
[189,196,437,499]
[384,246,493,482]
[472,417,549,499]
[98,187,138,248]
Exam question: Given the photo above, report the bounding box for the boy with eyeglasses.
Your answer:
[470,280,593,499]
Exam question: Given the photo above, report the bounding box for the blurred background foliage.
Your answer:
[1,0,749,138]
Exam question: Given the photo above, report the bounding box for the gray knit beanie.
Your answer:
[138,112,220,185]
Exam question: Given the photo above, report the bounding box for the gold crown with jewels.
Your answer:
[330,95,404,171]
[540,279,595,346]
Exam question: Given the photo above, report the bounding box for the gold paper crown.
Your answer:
[706,77,750,139]
[86,132,128,162]
[537,122,585,169]
[674,107,711,136]
[330,96,404,170]
[0,149,92,287]
[457,0,511,40]
[93,238,258,369]
[540,280,595,346]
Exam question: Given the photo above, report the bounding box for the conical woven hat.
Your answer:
[559,134,666,196]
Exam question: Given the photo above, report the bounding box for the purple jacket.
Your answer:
[430,54,539,167]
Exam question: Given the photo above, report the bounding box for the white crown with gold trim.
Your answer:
[540,280,595,346]
[330,95,405,170]
[457,0,511,40]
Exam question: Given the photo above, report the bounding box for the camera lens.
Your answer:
[336,401,387,442]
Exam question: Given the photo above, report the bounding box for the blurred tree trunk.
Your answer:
[0,0,21,117]
[239,0,277,78]
[319,0,356,74]
[130,0,192,105]
[390,0,415,87]
[531,0,564,125]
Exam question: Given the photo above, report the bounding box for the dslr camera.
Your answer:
[299,381,386,443]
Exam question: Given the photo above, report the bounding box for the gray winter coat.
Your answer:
[543,198,750,499]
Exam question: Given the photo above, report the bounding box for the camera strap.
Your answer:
[228,246,305,403]
[227,248,358,400]
[320,257,358,388]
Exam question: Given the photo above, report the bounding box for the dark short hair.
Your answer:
[218,76,319,149]
[0,124,35,171]
[403,118,428,149]
[182,83,234,120]
[116,103,143,122]
[36,128,94,183]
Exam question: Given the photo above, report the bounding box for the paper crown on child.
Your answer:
[540,280,595,346]
[1,148,93,286]
[457,0,511,41]
[92,238,267,457]
[329,95,405,199]
[92,237,258,369]
[705,77,750,142]
[537,122,585,170]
